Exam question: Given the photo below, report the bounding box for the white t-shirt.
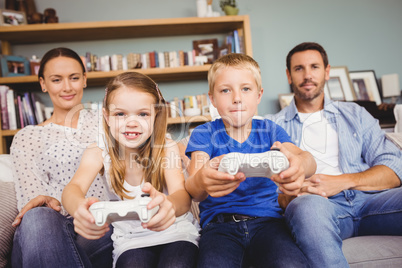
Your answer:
[298,111,342,175]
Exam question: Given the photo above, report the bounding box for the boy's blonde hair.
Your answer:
[102,72,168,200]
[208,53,262,94]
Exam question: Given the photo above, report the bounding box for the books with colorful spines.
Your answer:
[0,85,9,130]
[149,52,156,68]
[85,52,92,72]
[23,92,36,126]
[164,52,170,68]
[169,51,176,68]
[17,95,24,128]
[154,51,159,68]
[13,91,21,129]
[233,30,241,53]
[6,89,17,130]
[183,96,191,110]
[187,51,194,66]
[226,32,234,53]
[141,53,148,69]
[158,52,165,68]
[236,28,245,53]
[178,50,185,67]
[169,101,177,118]
[29,92,41,124]
[35,101,45,124]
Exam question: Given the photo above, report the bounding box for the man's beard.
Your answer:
[291,79,325,101]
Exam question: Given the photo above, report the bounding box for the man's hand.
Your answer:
[12,195,61,227]
[299,174,347,197]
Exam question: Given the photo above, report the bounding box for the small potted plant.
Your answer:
[220,0,239,16]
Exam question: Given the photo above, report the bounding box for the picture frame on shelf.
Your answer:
[278,93,294,109]
[193,38,219,64]
[349,70,382,105]
[0,9,27,26]
[0,55,31,77]
[324,66,355,101]
[218,43,232,58]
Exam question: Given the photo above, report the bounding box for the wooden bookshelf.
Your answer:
[0,15,252,154]
[167,115,212,125]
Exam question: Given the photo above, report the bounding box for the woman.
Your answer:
[11,47,113,268]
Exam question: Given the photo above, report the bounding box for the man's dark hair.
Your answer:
[286,42,328,72]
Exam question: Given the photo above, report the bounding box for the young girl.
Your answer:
[62,72,199,268]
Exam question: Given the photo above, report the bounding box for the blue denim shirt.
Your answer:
[270,96,402,182]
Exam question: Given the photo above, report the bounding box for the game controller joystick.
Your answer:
[89,193,159,226]
[218,149,289,180]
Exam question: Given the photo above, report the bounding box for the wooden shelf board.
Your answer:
[167,115,211,125]
[0,16,248,45]
[0,65,211,86]
[1,129,19,136]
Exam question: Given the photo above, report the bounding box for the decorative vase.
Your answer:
[223,5,239,15]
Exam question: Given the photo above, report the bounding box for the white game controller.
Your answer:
[218,149,289,181]
[89,194,159,226]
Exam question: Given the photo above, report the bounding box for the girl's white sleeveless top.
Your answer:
[98,136,200,266]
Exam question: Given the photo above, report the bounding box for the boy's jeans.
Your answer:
[198,216,310,268]
[12,207,113,268]
[285,187,402,268]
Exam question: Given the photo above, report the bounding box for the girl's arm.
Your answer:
[61,144,108,240]
[163,139,191,216]
[141,140,191,232]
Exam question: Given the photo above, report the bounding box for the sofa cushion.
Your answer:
[343,236,402,267]
[0,155,13,183]
[0,181,18,267]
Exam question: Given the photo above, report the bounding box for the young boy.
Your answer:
[185,53,316,267]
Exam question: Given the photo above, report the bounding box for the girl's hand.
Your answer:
[72,197,110,240]
[12,195,61,227]
[141,182,176,232]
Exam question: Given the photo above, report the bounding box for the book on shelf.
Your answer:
[0,85,9,130]
[6,89,17,130]
[0,86,48,130]
[167,94,210,120]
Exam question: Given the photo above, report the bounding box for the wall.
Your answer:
[3,0,402,115]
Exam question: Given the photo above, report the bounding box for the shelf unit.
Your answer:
[0,15,252,154]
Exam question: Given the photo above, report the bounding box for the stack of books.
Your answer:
[0,85,48,130]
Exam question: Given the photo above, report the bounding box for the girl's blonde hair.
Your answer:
[102,72,168,199]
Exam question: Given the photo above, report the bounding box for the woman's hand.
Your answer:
[12,195,61,227]
[141,182,176,232]
[72,197,110,240]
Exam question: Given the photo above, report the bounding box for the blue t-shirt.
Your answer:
[186,118,292,227]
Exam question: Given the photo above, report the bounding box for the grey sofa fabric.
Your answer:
[343,236,402,267]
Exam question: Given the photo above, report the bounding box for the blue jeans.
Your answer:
[198,216,310,268]
[285,187,402,268]
[12,207,113,268]
[115,241,198,268]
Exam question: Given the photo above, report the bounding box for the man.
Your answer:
[271,42,402,267]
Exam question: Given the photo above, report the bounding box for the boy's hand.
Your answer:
[141,182,176,232]
[270,142,305,196]
[72,197,110,240]
[199,155,246,198]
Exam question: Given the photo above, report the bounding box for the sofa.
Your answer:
[1,153,402,268]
